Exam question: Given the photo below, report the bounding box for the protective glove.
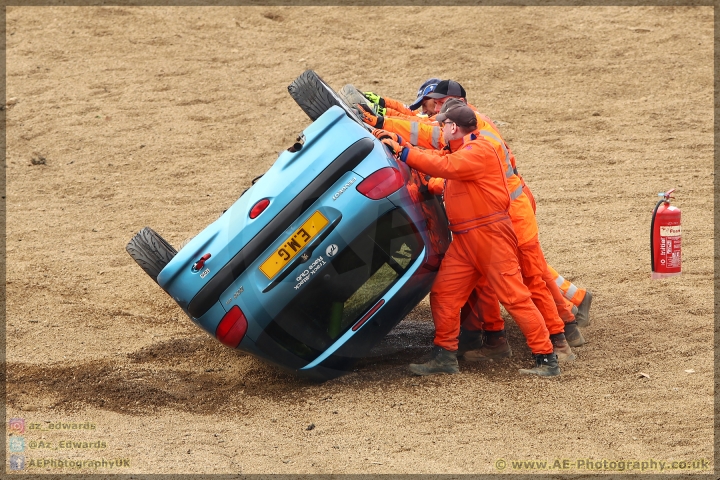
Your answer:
[362,92,387,116]
[372,129,403,144]
[380,138,409,163]
[357,103,384,129]
[363,91,385,107]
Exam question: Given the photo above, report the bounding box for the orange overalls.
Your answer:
[382,97,416,117]
[382,114,574,332]
[404,132,553,355]
[377,95,440,120]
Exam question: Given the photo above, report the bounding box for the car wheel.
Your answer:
[126,226,177,283]
[287,70,369,129]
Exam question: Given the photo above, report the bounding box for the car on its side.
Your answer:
[126,70,450,381]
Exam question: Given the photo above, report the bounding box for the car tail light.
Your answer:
[356,168,404,200]
[249,198,270,219]
[215,305,248,348]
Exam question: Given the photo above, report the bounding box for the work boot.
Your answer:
[463,330,512,361]
[409,346,459,376]
[519,353,561,377]
[575,290,593,327]
[550,333,576,362]
[457,328,483,356]
[563,321,586,347]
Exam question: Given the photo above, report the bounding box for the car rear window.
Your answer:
[263,208,423,362]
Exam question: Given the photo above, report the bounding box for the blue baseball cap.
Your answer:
[408,78,441,111]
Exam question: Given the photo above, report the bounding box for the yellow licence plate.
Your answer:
[259,211,329,280]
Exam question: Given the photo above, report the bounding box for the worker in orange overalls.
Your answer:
[357,81,592,348]
[359,106,581,357]
[425,82,593,327]
[384,97,577,362]
[376,101,561,377]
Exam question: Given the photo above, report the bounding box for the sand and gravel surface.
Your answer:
[5,5,713,475]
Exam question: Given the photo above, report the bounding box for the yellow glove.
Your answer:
[363,91,385,107]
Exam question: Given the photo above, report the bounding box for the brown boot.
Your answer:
[564,321,586,347]
[463,330,512,361]
[409,346,459,376]
[550,332,576,362]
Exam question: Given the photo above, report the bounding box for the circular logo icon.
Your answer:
[495,459,506,470]
[326,244,338,257]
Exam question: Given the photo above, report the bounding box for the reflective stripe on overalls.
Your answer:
[409,121,441,149]
[479,129,523,201]
[554,273,579,300]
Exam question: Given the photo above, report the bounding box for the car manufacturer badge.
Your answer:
[332,177,357,200]
[225,286,244,305]
[326,244,338,257]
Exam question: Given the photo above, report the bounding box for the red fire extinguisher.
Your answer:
[650,189,681,279]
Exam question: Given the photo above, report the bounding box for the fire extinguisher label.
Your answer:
[660,225,681,236]
[660,236,682,268]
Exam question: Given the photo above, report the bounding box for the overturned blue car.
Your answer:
[126,70,450,380]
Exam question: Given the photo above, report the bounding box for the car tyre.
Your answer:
[287,70,369,129]
[126,227,177,283]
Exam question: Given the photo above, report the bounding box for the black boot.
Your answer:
[409,346,459,376]
[463,329,512,361]
[550,332,576,363]
[519,352,561,377]
[457,328,483,356]
[575,290,593,327]
[563,321,586,347]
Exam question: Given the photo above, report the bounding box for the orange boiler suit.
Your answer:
[381,113,579,325]
[381,97,416,117]
[403,131,554,355]
[377,96,438,121]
